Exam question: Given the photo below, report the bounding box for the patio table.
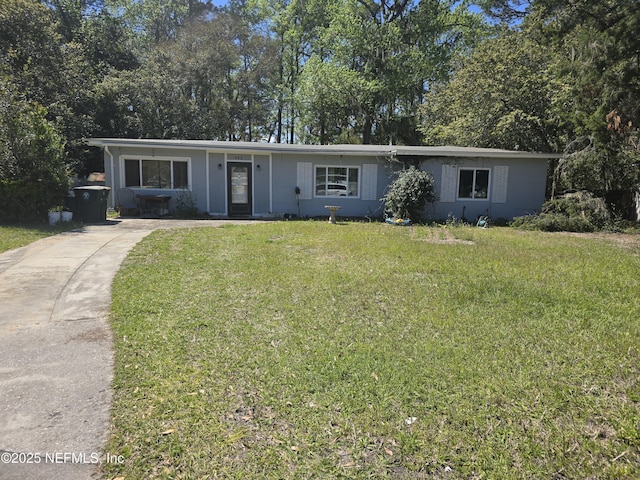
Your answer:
[137,194,171,218]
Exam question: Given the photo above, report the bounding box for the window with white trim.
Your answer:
[124,158,189,189]
[315,166,359,197]
[458,168,489,199]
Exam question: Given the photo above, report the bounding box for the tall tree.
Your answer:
[419,28,559,152]
[244,0,334,143]
[421,0,640,198]
[297,0,488,144]
[535,0,640,195]
[225,2,280,141]
[0,77,69,221]
[474,0,532,24]
[95,9,278,141]
[1,0,63,107]
[103,0,212,47]
[296,56,371,144]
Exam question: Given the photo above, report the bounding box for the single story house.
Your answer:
[87,138,560,221]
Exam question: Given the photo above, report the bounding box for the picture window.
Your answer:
[315,166,359,197]
[124,159,188,189]
[458,168,489,199]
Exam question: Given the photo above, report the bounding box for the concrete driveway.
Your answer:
[0,218,257,479]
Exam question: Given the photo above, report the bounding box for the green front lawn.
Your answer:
[0,223,78,254]
[105,223,640,479]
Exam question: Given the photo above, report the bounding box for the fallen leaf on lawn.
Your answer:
[290,446,299,451]
[113,477,126,480]
[161,429,175,435]
[384,447,393,456]
[371,372,379,381]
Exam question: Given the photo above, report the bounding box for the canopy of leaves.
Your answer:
[419,29,558,152]
[0,79,69,221]
[420,0,640,199]
[1,0,639,215]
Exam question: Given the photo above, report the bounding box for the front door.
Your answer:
[227,162,252,217]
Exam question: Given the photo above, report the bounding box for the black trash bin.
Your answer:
[73,186,111,223]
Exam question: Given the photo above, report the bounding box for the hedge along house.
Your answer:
[87,138,560,221]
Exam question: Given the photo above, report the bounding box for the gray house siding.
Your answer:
[91,139,556,221]
[270,154,297,215]
[269,153,390,218]
[207,152,225,215]
[103,146,207,213]
[254,154,271,215]
[420,156,548,221]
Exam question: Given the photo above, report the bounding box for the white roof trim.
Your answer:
[87,138,561,159]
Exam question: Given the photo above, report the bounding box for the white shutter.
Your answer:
[361,164,378,200]
[440,164,457,203]
[296,162,313,200]
[492,166,509,204]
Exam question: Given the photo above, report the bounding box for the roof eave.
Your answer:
[87,138,393,157]
[86,139,561,159]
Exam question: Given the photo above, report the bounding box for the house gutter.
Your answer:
[88,138,562,160]
[269,153,273,214]
[105,145,115,208]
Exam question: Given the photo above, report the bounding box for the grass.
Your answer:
[0,222,79,254]
[105,223,640,479]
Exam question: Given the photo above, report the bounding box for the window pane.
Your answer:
[348,168,358,196]
[173,162,188,189]
[315,167,359,197]
[315,167,326,195]
[141,160,157,187]
[142,160,170,188]
[475,170,489,198]
[458,170,474,198]
[230,166,249,203]
[124,159,140,187]
[158,161,171,188]
[327,167,347,184]
[327,167,347,196]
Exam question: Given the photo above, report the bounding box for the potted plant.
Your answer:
[61,208,73,222]
[48,206,62,225]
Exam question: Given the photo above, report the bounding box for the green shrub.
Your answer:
[173,190,201,218]
[382,166,436,221]
[512,191,611,232]
[0,179,68,223]
[1,84,69,223]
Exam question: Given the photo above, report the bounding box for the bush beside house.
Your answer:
[382,166,436,222]
[0,88,69,223]
[512,191,612,232]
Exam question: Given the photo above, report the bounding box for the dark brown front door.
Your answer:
[227,162,252,217]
